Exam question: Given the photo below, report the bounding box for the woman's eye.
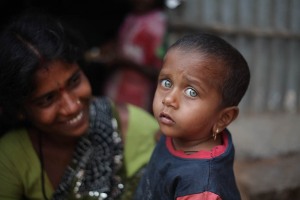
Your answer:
[68,72,81,89]
[161,79,172,88]
[36,93,56,107]
[185,88,198,97]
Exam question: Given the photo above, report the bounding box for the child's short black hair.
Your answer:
[169,33,250,108]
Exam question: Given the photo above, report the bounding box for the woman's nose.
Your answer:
[59,92,80,115]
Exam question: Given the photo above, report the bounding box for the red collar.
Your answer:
[166,131,228,159]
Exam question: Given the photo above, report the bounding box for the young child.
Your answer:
[134,33,250,200]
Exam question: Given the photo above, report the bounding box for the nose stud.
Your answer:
[76,100,81,105]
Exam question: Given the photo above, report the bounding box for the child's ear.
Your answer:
[214,106,239,132]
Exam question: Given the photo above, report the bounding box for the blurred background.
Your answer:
[1,0,300,199]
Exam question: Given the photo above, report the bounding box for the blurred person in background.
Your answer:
[88,0,168,113]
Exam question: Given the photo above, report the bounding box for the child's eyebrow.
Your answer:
[184,75,208,94]
[158,72,170,77]
[158,69,172,77]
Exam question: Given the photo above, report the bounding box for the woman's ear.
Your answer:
[214,106,239,132]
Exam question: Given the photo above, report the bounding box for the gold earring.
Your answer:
[213,129,219,140]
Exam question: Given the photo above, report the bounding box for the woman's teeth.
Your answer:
[68,112,83,124]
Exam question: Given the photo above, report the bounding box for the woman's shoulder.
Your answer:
[127,104,157,128]
[0,128,28,149]
[123,104,159,177]
[0,128,34,166]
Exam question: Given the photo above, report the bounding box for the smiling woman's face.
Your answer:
[24,60,92,138]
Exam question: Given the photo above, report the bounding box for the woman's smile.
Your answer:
[66,111,83,125]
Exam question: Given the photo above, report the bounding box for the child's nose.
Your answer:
[162,90,178,109]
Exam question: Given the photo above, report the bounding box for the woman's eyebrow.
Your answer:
[29,90,56,104]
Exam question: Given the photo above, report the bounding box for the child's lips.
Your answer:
[159,112,175,125]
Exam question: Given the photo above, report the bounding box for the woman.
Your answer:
[0,11,158,200]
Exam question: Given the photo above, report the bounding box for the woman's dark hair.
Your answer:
[169,33,250,108]
[0,10,86,135]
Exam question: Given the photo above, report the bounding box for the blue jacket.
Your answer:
[134,129,241,200]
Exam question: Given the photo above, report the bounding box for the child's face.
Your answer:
[153,49,224,141]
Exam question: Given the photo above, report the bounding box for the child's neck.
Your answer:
[172,134,222,154]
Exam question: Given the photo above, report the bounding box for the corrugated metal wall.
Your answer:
[166,0,300,114]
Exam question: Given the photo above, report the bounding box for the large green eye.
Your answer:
[161,79,172,88]
[185,88,197,97]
